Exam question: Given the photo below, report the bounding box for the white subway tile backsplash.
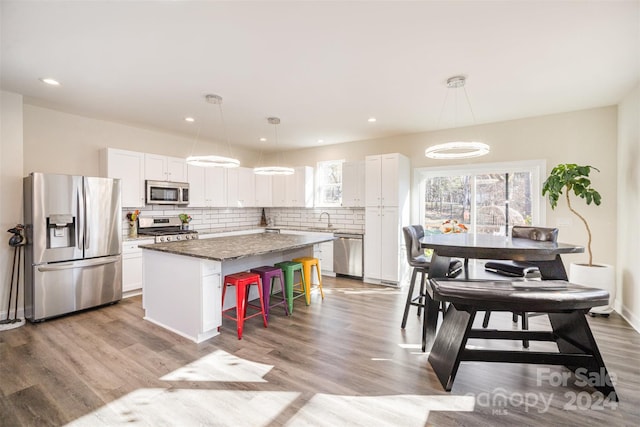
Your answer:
[122,206,365,237]
[265,207,365,232]
[122,207,263,236]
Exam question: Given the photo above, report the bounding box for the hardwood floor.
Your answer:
[1,276,639,426]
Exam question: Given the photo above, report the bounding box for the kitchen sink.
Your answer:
[309,227,336,232]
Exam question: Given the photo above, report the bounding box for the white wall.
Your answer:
[617,83,640,331]
[1,91,24,320]
[271,107,619,270]
[23,104,260,177]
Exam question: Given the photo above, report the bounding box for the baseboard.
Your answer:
[619,304,640,334]
[123,289,142,299]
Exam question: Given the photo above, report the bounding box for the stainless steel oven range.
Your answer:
[138,216,199,243]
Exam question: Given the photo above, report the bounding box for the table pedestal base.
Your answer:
[428,305,617,401]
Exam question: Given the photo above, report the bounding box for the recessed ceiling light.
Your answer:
[367,117,377,123]
[39,78,61,86]
[259,137,267,142]
[317,139,324,144]
[184,117,195,122]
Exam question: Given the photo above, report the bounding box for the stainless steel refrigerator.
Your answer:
[23,173,122,321]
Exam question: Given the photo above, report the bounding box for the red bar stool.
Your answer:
[221,272,267,339]
[250,266,289,320]
[292,256,325,304]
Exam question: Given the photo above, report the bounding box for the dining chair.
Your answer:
[482,225,559,348]
[401,225,431,328]
[401,225,461,329]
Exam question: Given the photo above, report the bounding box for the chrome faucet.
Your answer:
[319,212,333,229]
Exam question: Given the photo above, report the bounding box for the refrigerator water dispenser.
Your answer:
[47,214,75,249]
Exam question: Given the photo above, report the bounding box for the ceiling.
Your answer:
[1,1,639,152]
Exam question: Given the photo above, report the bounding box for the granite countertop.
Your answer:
[139,232,335,261]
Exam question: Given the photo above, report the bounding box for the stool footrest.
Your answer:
[222,304,265,322]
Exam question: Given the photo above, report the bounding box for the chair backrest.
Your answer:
[511,226,558,242]
[402,225,426,265]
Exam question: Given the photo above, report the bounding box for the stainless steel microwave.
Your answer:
[145,180,189,205]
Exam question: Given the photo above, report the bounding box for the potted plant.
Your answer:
[179,213,192,230]
[542,163,614,315]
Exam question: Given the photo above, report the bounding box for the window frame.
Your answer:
[412,159,547,234]
[315,159,345,208]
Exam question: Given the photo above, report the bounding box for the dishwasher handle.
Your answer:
[334,233,363,239]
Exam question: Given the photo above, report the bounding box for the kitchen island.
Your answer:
[140,232,334,343]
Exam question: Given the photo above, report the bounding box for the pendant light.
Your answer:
[186,94,240,168]
[425,76,490,160]
[254,117,294,175]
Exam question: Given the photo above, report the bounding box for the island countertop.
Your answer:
[139,232,334,262]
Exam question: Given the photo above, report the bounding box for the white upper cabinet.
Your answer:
[341,161,365,207]
[255,174,273,207]
[188,165,227,208]
[270,166,313,207]
[100,148,145,208]
[227,167,255,208]
[271,175,287,207]
[144,154,188,182]
[365,153,409,207]
[286,166,314,207]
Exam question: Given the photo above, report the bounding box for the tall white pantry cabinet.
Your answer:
[363,153,410,286]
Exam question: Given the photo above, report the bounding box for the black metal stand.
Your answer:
[2,226,24,326]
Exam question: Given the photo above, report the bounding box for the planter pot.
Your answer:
[569,263,615,314]
[128,221,137,238]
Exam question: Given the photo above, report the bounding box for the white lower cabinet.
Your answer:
[122,239,154,293]
[318,241,334,276]
[143,250,222,343]
[201,265,222,333]
[364,207,405,285]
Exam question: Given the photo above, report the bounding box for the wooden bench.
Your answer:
[427,278,617,400]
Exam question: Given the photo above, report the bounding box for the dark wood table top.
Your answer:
[420,233,584,262]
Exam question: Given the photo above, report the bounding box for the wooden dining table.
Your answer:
[418,232,584,351]
[416,233,618,399]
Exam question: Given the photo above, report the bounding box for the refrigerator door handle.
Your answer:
[84,181,90,250]
[77,186,84,250]
[37,255,121,272]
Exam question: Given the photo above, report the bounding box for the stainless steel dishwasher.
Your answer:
[333,233,363,278]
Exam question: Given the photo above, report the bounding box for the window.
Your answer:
[415,160,546,235]
[316,159,344,207]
